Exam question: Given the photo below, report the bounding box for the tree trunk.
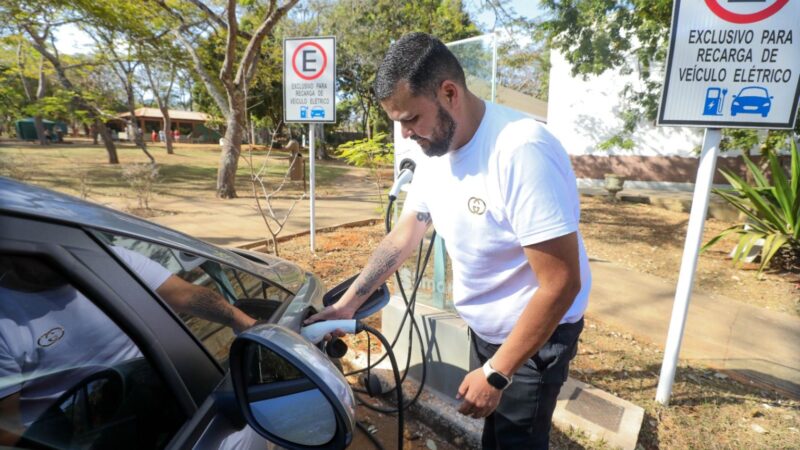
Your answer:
[33,116,47,145]
[217,107,243,198]
[92,121,99,145]
[96,120,119,164]
[162,114,173,154]
[125,92,155,163]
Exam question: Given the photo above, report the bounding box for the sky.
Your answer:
[53,0,544,55]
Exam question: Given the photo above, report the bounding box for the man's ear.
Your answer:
[439,80,459,105]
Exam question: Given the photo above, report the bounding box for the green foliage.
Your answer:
[703,138,800,273]
[337,132,393,208]
[316,0,480,135]
[337,132,394,168]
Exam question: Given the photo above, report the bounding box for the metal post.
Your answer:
[309,123,316,253]
[656,128,721,405]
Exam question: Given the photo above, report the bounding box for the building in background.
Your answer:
[546,51,766,190]
[116,108,221,143]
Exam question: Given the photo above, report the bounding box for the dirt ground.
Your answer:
[277,200,800,449]
[579,195,800,315]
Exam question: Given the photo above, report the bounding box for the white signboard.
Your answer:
[284,37,336,124]
[658,0,800,129]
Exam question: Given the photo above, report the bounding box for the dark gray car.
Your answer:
[0,177,354,449]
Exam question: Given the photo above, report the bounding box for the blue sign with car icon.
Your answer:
[310,106,326,118]
[731,86,772,118]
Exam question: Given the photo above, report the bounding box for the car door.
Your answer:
[0,214,275,450]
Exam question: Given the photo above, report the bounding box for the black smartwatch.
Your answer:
[482,359,512,391]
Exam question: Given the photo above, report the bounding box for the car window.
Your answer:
[99,233,290,367]
[0,254,185,449]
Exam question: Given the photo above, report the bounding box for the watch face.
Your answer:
[487,372,509,390]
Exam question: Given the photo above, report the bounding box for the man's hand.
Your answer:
[304,301,356,325]
[302,302,357,340]
[456,368,502,419]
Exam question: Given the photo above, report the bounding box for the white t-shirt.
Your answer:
[404,101,591,344]
[0,247,172,425]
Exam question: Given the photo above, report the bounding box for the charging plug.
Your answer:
[388,168,414,201]
[300,319,358,344]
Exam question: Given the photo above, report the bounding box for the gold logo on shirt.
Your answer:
[467,197,487,215]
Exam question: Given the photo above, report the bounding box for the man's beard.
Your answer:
[415,104,456,157]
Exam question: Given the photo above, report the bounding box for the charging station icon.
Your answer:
[702,87,728,116]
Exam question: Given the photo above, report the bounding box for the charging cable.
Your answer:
[299,320,404,450]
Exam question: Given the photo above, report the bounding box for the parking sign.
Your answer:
[284,37,336,124]
[658,0,800,129]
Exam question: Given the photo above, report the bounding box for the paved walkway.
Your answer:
[149,183,799,398]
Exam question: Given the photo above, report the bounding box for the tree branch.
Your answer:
[183,0,253,40]
[219,0,238,88]
[235,0,300,87]
[172,28,230,118]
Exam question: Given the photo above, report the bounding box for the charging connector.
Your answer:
[300,319,358,344]
[387,158,416,201]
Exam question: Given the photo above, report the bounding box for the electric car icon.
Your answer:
[730,86,772,118]
[310,106,326,118]
[0,177,355,450]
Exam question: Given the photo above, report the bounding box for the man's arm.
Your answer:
[305,209,432,323]
[456,232,582,418]
[156,276,256,334]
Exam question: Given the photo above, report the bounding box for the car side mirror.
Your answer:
[230,324,354,449]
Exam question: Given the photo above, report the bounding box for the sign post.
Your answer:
[656,0,799,405]
[284,37,336,253]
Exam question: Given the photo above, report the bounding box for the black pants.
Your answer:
[469,318,584,450]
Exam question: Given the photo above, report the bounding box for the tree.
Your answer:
[88,28,155,162]
[153,0,301,198]
[316,0,480,138]
[142,54,177,155]
[1,1,121,163]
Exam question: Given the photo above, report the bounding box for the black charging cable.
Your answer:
[356,322,404,450]
[350,194,435,416]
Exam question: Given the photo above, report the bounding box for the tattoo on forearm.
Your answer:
[416,212,431,224]
[188,289,235,327]
[355,242,402,297]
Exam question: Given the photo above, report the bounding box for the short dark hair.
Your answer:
[374,32,466,101]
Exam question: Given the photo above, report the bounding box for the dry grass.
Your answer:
[580,195,799,315]
[0,138,348,212]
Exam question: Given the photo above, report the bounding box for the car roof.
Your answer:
[0,177,294,284]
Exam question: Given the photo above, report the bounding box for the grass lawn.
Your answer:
[0,138,348,201]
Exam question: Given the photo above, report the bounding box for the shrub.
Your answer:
[122,163,159,210]
[703,138,799,273]
[337,133,394,209]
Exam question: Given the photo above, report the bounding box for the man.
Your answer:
[306,32,591,449]
[0,247,255,446]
